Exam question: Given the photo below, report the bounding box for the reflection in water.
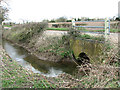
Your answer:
[42,67,63,77]
[3,40,77,77]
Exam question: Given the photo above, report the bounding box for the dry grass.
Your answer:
[72,41,120,88]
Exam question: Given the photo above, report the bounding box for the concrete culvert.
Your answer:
[72,52,90,64]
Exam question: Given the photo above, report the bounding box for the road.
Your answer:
[43,30,68,37]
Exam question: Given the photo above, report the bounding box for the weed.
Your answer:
[3,22,47,42]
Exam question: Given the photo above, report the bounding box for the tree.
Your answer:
[49,19,55,23]
[0,0,9,24]
[66,20,72,22]
[42,19,49,23]
[56,17,67,22]
[78,18,81,21]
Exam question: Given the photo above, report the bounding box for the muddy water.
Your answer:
[2,40,77,77]
[70,38,104,63]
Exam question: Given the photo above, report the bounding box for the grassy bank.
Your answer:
[1,45,119,88]
[3,22,71,62]
[0,45,85,88]
[1,45,55,88]
[47,28,69,31]
[38,35,72,59]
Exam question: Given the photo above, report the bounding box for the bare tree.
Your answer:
[0,0,9,24]
[0,0,9,45]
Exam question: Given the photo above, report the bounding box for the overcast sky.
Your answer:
[5,0,120,23]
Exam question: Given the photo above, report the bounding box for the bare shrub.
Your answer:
[3,22,48,42]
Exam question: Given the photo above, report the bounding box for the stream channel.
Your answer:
[3,38,104,77]
[2,40,77,77]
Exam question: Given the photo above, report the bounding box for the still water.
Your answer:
[2,40,77,77]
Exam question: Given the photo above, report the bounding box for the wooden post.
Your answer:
[105,18,110,35]
[72,18,75,28]
[105,18,110,41]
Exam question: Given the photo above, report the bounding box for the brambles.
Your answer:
[3,22,47,42]
[38,35,72,58]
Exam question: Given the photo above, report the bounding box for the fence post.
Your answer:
[105,18,110,41]
[72,18,75,29]
[105,18,110,35]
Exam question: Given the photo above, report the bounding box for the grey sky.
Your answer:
[4,0,120,23]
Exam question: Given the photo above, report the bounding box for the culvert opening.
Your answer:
[72,52,90,64]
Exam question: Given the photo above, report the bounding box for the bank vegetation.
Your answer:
[2,22,120,88]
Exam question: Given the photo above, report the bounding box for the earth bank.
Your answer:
[1,44,84,88]
[3,22,72,62]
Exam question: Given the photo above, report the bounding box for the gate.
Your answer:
[72,18,110,35]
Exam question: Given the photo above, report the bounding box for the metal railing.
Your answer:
[72,18,110,35]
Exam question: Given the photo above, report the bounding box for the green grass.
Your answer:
[3,25,12,27]
[72,34,105,42]
[78,29,120,33]
[47,28,69,31]
[2,53,55,88]
[47,28,120,33]
[110,29,120,33]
